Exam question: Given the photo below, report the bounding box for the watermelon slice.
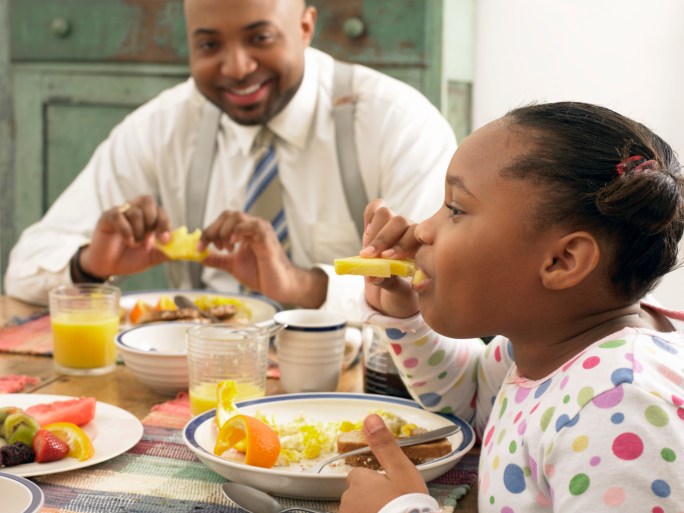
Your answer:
[25,397,97,427]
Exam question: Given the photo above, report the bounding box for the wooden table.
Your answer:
[0,295,478,511]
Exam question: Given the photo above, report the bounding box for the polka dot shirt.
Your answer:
[366,305,684,513]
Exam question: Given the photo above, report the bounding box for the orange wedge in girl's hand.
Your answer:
[44,422,95,461]
[214,414,281,468]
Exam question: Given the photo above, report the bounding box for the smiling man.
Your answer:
[5,0,455,323]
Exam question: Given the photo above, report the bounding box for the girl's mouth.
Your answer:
[411,268,432,291]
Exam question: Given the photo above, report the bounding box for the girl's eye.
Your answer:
[446,203,465,219]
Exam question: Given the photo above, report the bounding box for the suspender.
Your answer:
[181,101,222,289]
[332,60,368,238]
[183,60,366,288]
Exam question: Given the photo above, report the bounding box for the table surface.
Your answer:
[0,295,478,512]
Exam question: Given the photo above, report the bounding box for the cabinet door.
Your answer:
[308,0,443,107]
[11,64,189,291]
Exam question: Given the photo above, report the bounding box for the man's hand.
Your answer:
[361,199,420,318]
[340,414,428,513]
[79,195,172,279]
[199,210,328,308]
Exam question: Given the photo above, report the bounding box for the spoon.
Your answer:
[309,424,461,474]
[221,482,331,513]
[173,294,221,323]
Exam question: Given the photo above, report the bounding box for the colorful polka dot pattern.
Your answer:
[371,320,488,428]
[478,329,684,512]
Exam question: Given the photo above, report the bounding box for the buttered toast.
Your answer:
[336,428,452,470]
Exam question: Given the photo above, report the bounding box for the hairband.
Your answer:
[616,155,656,175]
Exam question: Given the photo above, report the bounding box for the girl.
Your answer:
[341,102,684,513]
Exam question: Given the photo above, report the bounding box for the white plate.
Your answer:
[120,289,281,329]
[0,472,44,513]
[0,394,143,478]
[183,392,475,499]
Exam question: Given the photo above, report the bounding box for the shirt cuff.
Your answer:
[377,493,440,513]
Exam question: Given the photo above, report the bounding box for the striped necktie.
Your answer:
[244,131,290,254]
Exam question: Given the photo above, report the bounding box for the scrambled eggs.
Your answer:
[255,409,417,467]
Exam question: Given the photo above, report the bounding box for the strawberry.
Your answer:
[32,429,70,463]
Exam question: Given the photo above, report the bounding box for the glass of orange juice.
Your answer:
[186,324,269,416]
[49,283,121,376]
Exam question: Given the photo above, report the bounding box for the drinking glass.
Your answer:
[187,324,269,415]
[49,283,121,376]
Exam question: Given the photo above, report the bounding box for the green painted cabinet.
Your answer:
[1,0,443,293]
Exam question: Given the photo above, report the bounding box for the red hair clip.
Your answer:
[616,155,656,175]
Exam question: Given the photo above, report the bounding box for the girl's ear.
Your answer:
[540,231,600,290]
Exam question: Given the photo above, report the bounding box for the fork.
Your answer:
[309,424,461,474]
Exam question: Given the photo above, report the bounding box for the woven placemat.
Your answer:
[34,393,478,513]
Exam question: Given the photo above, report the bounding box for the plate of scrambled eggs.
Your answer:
[120,290,281,329]
[182,392,474,499]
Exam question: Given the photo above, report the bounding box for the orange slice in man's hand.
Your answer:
[156,226,210,262]
[214,414,281,468]
[44,422,95,461]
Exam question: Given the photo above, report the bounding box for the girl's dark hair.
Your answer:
[503,101,684,301]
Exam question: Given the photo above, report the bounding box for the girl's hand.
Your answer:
[340,414,428,513]
[361,200,420,318]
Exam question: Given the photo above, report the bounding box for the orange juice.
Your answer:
[189,381,265,416]
[51,311,119,370]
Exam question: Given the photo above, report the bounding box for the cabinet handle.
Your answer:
[50,18,71,38]
[343,17,365,39]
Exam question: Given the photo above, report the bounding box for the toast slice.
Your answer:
[336,428,452,470]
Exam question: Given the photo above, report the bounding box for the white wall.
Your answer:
[472,0,684,308]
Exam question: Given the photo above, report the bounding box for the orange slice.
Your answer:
[214,414,281,468]
[44,422,95,461]
[156,226,210,262]
[216,380,238,429]
[129,300,153,325]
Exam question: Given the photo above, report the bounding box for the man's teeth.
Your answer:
[230,83,261,96]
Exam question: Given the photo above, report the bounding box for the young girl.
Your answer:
[340,102,684,513]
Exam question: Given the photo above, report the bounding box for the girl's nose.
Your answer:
[414,214,435,245]
[220,46,258,80]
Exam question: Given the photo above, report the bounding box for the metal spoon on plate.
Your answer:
[221,482,331,513]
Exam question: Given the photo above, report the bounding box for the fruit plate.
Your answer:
[0,394,143,477]
[0,472,44,513]
[120,289,281,329]
[182,392,475,500]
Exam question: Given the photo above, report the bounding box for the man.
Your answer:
[4,0,455,322]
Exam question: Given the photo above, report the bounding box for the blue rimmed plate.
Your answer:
[182,392,475,499]
[0,472,44,513]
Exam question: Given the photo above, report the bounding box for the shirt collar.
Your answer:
[218,47,318,155]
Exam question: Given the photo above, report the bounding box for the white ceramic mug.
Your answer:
[273,309,347,393]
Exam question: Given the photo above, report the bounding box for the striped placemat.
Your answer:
[34,394,478,513]
[0,314,53,356]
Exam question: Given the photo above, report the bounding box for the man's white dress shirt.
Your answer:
[5,48,456,323]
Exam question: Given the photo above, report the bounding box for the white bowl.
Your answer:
[0,472,44,513]
[115,322,197,395]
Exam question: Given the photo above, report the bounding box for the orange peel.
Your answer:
[214,414,281,468]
